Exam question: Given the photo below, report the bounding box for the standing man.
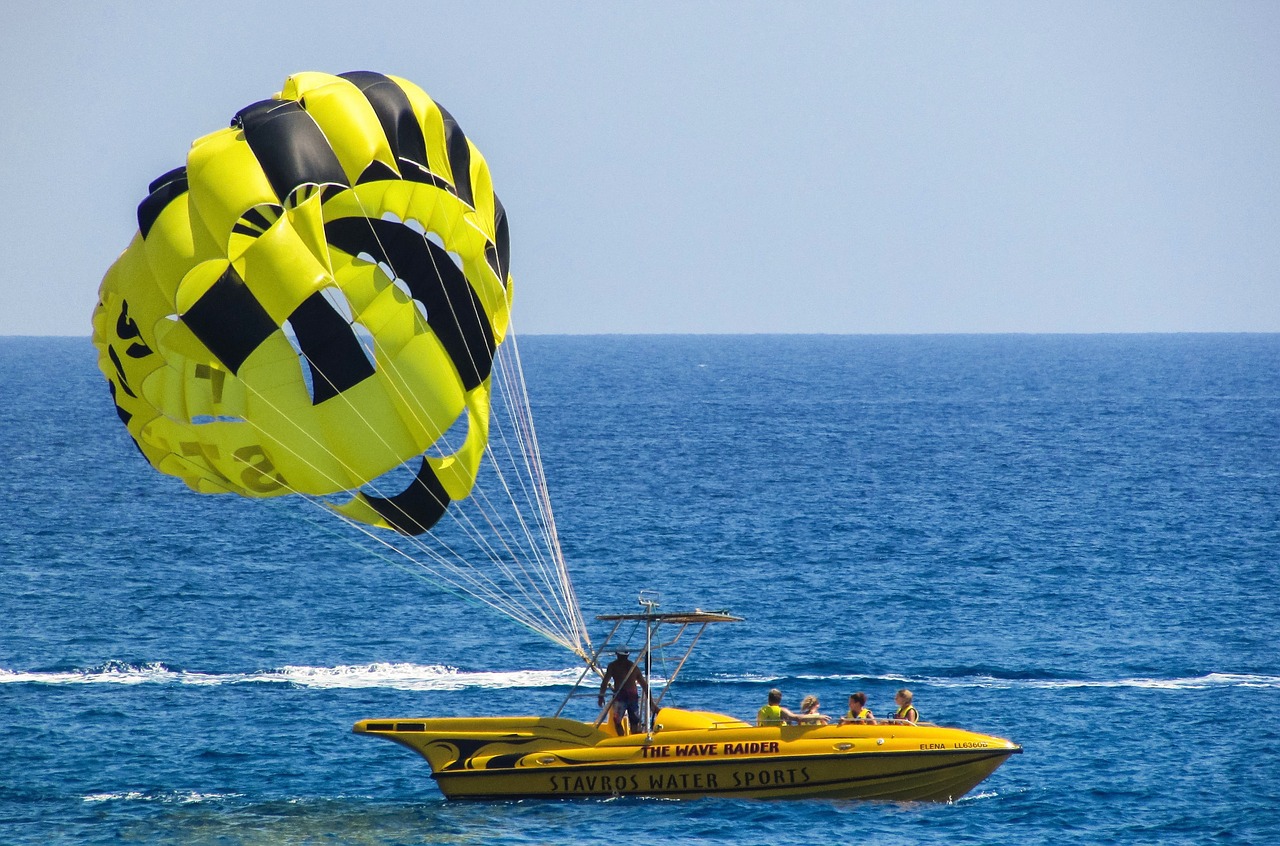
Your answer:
[598,649,651,735]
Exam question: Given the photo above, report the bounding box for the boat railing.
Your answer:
[555,601,744,737]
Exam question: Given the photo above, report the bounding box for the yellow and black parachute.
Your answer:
[92,71,513,536]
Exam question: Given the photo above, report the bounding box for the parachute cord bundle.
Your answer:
[328,187,591,658]
[212,217,591,658]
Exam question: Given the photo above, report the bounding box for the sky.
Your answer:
[2,1,1278,335]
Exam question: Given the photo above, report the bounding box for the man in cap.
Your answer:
[598,648,651,735]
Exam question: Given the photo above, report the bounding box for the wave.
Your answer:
[4,663,1278,692]
[0,661,584,691]
[784,671,1280,691]
[83,791,243,804]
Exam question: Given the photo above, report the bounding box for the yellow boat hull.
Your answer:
[354,708,1020,801]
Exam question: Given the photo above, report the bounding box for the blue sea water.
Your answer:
[2,333,1278,845]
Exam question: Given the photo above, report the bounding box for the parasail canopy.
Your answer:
[92,72,588,657]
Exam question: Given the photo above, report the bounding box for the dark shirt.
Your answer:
[602,657,642,702]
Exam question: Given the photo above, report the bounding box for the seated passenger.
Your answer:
[756,688,806,726]
[798,694,831,725]
[892,688,919,724]
[839,691,875,724]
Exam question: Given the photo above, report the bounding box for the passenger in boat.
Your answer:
[756,688,805,726]
[798,695,831,725]
[598,649,650,735]
[839,692,875,724]
[893,688,919,723]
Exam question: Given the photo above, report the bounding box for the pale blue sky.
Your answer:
[2,1,1277,335]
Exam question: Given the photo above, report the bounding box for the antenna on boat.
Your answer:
[637,592,659,739]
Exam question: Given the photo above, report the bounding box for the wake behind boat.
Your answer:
[354,607,1021,801]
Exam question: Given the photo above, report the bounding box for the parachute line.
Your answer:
[318,189,590,656]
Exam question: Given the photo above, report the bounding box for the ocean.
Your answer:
[2,333,1278,844]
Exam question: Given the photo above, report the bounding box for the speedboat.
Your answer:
[355,606,1021,800]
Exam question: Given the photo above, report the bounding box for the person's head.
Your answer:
[615,649,631,661]
[800,695,819,713]
[895,688,913,706]
[849,692,867,708]
[767,688,783,705]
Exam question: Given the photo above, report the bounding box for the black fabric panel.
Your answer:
[357,160,401,185]
[107,345,136,398]
[138,166,188,239]
[339,71,430,169]
[233,99,349,201]
[115,300,153,358]
[363,457,451,535]
[325,217,495,390]
[286,291,376,405]
[487,193,510,287]
[182,265,278,375]
[435,103,473,207]
[107,381,132,425]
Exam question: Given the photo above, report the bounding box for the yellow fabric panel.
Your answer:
[326,246,393,322]
[285,189,332,276]
[235,222,328,326]
[173,259,231,321]
[227,356,356,493]
[97,240,163,355]
[326,248,471,446]
[233,332,320,415]
[140,413,288,496]
[92,283,167,466]
[457,229,509,341]
[281,73,398,184]
[303,375,426,484]
[321,179,437,230]
[154,321,245,421]
[138,197,197,319]
[429,381,492,501]
[278,72,339,99]
[467,141,497,234]
[186,127,278,254]
[383,332,466,444]
[329,491,397,532]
